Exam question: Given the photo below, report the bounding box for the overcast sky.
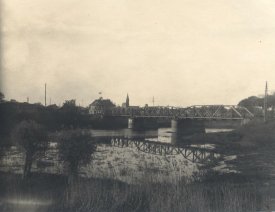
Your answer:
[1,0,275,107]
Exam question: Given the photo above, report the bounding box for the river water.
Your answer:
[0,128,235,184]
[90,128,233,143]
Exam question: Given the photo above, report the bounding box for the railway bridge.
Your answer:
[109,105,254,134]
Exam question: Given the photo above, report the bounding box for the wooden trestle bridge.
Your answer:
[110,138,221,164]
[110,105,254,120]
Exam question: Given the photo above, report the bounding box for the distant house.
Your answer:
[88,97,115,115]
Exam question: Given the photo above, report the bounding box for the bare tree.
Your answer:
[12,120,48,179]
[58,129,97,184]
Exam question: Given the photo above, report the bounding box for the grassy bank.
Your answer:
[189,119,275,147]
[184,119,275,182]
[0,171,271,212]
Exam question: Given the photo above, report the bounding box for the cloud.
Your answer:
[2,0,275,106]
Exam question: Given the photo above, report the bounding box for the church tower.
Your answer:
[126,94,129,107]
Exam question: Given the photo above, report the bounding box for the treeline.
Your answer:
[0,97,92,141]
[238,93,275,117]
[0,93,98,184]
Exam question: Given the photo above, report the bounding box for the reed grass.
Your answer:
[0,168,270,212]
[47,170,266,212]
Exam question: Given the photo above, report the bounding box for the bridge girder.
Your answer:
[109,105,254,120]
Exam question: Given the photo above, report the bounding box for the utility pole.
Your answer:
[45,83,47,106]
[264,81,268,123]
[152,96,155,106]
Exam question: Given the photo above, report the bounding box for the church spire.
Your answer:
[126,93,129,107]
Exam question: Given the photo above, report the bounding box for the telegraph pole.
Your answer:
[264,81,268,123]
[45,83,47,106]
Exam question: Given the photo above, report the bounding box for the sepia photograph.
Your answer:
[1,0,275,211]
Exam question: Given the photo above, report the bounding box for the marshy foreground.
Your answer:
[1,120,275,211]
[0,171,272,212]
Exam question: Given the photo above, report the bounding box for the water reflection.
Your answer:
[91,128,233,144]
[91,128,177,144]
[90,128,158,139]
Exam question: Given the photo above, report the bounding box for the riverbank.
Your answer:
[184,120,275,182]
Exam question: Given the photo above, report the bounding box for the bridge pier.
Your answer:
[128,118,158,130]
[128,118,134,129]
[171,119,205,135]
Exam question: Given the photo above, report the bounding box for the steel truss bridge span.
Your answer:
[110,105,254,120]
[111,138,221,164]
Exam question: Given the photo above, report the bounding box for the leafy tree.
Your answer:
[0,92,8,159]
[238,96,262,108]
[58,129,96,184]
[238,94,275,118]
[62,99,76,108]
[0,142,7,161]
[12,120,48,179]
[60,99,78,128]
[0,136,10,161]
[59,99,90,128]
[0,92,4,102]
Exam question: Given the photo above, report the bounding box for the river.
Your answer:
[0,127,235,184]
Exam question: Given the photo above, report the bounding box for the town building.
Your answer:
[88,97,115,115]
